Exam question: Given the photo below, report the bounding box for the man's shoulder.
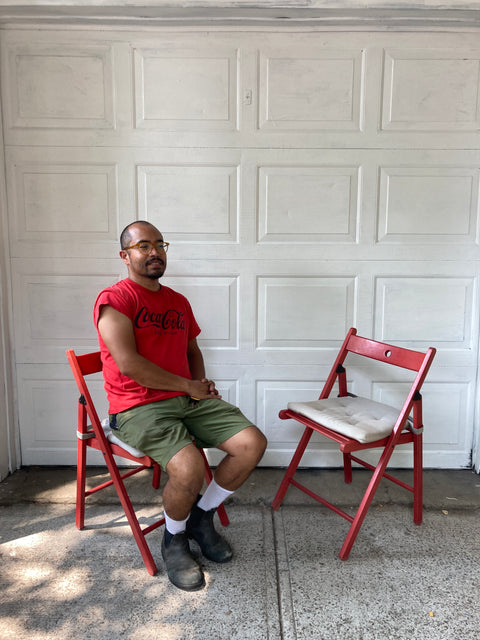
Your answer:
[98,278,134,297]
[94,278,135,309]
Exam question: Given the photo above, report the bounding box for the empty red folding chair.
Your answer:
[272,328,436,560]
[67,348,229,576]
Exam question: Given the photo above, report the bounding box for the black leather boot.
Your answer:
[186,502,233,563]
[161,531,205,591]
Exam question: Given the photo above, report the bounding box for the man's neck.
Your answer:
[127,275,161,292]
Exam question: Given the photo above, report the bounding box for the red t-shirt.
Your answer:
[93,278,201,414]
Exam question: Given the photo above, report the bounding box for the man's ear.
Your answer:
[119,250,129,265]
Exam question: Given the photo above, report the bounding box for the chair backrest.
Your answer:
[346,332,430,372]
[69,350,103,376]
[66,349,103,434]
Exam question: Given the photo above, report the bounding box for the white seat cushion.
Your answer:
[287,396,402,444]
[101,418,147,458]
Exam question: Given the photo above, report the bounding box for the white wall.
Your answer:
[0,23,479,471]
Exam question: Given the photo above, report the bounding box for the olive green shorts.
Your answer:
[111,395,253,470]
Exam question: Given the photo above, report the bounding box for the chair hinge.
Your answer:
[79,394,87,406]
[407,423,424,435]
[77,430,95,440]
[336,364,346,374]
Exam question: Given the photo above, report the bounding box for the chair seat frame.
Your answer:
[271,328,436,560]
[67,349,229,576]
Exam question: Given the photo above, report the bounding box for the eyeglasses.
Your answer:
[123,241,169,255]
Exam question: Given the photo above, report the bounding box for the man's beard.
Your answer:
[146,271,163,280]
[145,258,165,279]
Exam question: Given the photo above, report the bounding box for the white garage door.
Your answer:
[1,27,479,468]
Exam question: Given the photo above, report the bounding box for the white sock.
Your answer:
[164,512,188,536]
[197,479,234,512]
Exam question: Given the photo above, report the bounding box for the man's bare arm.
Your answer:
[187,338,221,398]
[97,305,215,399]
[186,338,205,380]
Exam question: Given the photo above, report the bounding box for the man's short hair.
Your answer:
[120,220,154,249]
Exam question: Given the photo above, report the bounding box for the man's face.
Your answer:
[120,223,167,282]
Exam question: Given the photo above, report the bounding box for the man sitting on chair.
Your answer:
[94,220,267,591]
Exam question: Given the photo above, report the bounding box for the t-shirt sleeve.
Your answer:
[93,287,134,328]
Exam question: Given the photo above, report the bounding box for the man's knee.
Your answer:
[248,426,267,455]
[166,444,205,489]
[252,427,268,459]
[222,425,267,459]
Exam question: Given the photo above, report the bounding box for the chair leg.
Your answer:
[103,452,158,575]
[272,427,313,510]
[152,463,161,490]
[339,445,395,560]
[76,438,87,530]
[413,433,423,525]
[343,452,353,484]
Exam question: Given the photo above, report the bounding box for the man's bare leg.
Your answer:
[161,444,206,591]
[163,443,205,520]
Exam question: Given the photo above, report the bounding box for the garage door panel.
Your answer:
[2,41,115,131]
[258,47,365,131]
[8,160,118,242]
[4,146,136,260]
[377,165,480,245]
[257,276,357,349]
[257,164,360,244]
[133,45,239,131]
[382,48,480,132]
[374,276,476,349]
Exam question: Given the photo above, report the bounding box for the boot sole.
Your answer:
[187,535,234,563]
[167,575,206,591]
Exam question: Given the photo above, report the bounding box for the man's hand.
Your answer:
[202,378,221,397]
[187,378,222,400]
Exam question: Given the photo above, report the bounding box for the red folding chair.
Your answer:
[272,328,436,560]
[67,349,229,576]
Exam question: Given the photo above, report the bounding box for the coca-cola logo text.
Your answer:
[134,306,185,331]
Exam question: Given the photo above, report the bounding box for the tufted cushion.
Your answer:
[101,418,147,458]
[287,396,404,444]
